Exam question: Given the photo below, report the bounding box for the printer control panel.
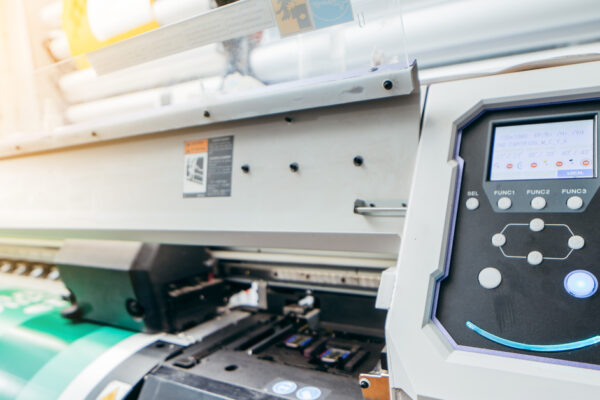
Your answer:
[435,100,600,367]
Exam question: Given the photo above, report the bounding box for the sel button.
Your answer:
[531,196,546,210]
[567,196,583,210]
[497,197,512,210]
[466,197,479,210]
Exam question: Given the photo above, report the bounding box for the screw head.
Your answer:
[126,299,145,318]
[359,378,370,389]
[383,80,393,90]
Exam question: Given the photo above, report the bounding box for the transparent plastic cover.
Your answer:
[0,0,410,136]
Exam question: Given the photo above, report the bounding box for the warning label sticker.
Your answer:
[183,135,233,198]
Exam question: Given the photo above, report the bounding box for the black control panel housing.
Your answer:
[435,99,600,367]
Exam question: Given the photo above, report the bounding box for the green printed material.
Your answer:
[0,289,133,400]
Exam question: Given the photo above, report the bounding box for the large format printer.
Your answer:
[3,1,600,400]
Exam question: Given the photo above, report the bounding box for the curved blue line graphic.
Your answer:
[466,321,600,352]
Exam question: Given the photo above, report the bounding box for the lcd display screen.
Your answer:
[489,119,595,181]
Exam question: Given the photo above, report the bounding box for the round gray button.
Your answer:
[531,196,546,210]
[529,218,545,232]
[478,267,502,289]
[497,197,512,210]
[491,233,506,247]
[567,196,583,210]
[568,235,585,250]
[466,197,479,210]
[527,251,543,266]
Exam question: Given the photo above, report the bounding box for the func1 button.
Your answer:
[497,197,512,210]
[564,270,598,298]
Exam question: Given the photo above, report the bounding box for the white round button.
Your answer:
[531,196,546,210]
[567,196,583,210]
[497,197,512,210]
[527,251,543,266]
[491,233,506,247]
[478,267,502,289]
[529,218,545,232]
[568,235,585,250]
[465,197,479,210]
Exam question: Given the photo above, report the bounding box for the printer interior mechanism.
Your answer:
[0,7,420,393]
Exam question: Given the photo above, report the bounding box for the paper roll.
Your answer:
[48,30,71,61]
[87,0,155,42]
[153,0,212,26]
[59,44,225,103]
[40,1,63,29]
[65,74,263,124]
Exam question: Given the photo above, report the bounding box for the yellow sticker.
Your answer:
[96,381,132,400]
[271,0,314,36]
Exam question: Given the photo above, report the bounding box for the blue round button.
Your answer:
[564,270,598,298]
[272,381,297,395]
[296,386,322,400]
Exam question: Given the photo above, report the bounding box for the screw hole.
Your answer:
[383,80,393,90]
[353,156,364,166]
[203,110,211,118]
[225,364,238,371]
[284,116,293,123]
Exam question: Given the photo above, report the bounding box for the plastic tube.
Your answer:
[59,44,225,103]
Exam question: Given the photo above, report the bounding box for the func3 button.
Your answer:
[567,196,584,210]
